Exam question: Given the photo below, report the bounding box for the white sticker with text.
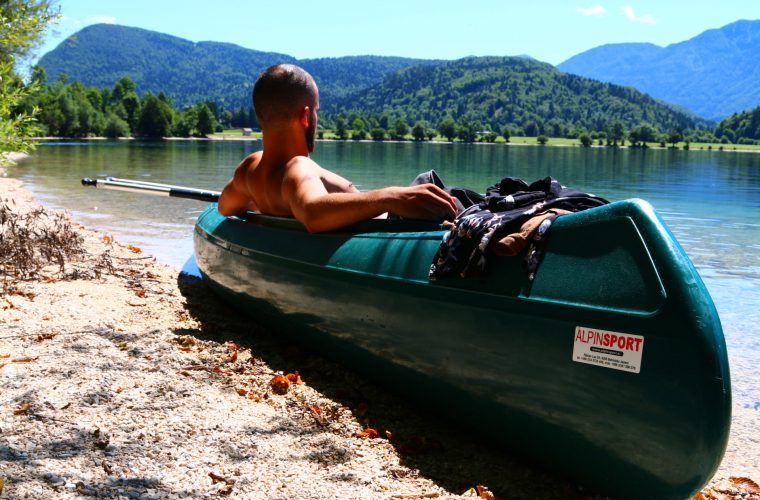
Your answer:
[572,326,644,373]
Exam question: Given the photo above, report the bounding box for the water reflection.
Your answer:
[7,140,760,402]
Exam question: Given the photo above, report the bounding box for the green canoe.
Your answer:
[194,198,730,498]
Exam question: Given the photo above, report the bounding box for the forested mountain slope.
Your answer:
[558,20,760,120]
[333,56,708,134]
[38,24,436,110]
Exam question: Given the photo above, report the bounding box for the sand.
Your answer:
[1,168,758,499]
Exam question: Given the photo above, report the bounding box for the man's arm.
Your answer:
[283,157,457,233]
[218,154,259,216]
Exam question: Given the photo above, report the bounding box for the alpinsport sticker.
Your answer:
[572,326,644,373]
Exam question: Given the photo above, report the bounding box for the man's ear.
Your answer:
[299,106,311,128]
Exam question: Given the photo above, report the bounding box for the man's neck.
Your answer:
[260,125,310,168]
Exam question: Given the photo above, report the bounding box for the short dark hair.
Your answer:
[252,64,317,126]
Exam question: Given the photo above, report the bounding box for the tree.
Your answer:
[579,134,592,147]
[1,0,59,163]
[667,129,683,148]
[412,121,427,141]
[456,119,478,143]
[196,103,216,137]
[351,116,366,135]
[607,121,626,146]
[370,128,386,141]
[437,116,457,142]
[137,94,173,137]
[502,126,511,143]
[103,113,130,138]
[523,120,540,137]
[391,118,409,140]
[335,116,348,140]
[483,130,498,143]
[537,135,548,145]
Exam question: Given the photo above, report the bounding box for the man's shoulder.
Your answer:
[284,155,323,176]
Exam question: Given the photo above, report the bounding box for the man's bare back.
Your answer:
[219,150,359,218]
[218,64,457,233]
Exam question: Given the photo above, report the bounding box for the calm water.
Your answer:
[7,140,760,404]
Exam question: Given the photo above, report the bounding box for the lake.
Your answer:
[8,139,760,406]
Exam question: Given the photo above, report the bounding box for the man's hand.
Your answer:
[384,183,458,222]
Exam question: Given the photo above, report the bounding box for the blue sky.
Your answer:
[39,1,760,65]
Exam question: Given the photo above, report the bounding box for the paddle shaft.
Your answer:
[81,177,220,202]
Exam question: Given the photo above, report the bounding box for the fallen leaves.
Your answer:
[92,428,110,450]
[209,471,235,496]
[269,372,304,395]
[13,403,32,415]
[695,477,760,499]
[11,356,37,363]
[34,332,57,342]
[392,493,439,499]
[459,485,496,499]
[729,477,760,493]
[126,244,142,254]
[270,375,290,395]
[356,427,380,439]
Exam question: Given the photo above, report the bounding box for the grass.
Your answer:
[208,127,760,152]
[208,128,262,139]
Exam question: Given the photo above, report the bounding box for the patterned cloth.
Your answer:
[428,176,608,281]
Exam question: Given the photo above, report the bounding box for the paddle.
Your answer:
[81,177,220,202]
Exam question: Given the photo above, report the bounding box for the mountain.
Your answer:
[558,20,760,120]
[333,56,707,133]
[715,105,760,142]
[37,24,437,110]
[37,24,708,135]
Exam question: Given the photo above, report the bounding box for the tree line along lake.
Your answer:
[9,139,760,408]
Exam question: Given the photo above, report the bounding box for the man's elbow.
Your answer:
[217,198,243,217]
[295,210,333,233]
[300,217,330,233]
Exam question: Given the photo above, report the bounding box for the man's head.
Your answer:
[253,64,319,151]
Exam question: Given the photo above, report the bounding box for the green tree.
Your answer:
[579,133,592,147]
[501,126,511,143]
[390,118,409,140]
[351,116,366,134]
[537,135,548,145]
[456,119,478,143]
[113,76,137,101]
[483,131,498,143]
[1,0,59,163]
[137,94,173,137]
[411,121,427,141]
[370,127,386,141]
[103,113,130,138]
[335,116,348,140]
[667,129,683,148]
[607,121,626,146]
[122,92,140,133]
[173,107,197,137]
[196,103,216,137]
[437,116,457,142]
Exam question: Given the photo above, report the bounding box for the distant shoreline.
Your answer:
[28,136,760,154]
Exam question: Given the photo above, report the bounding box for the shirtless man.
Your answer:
[218,64,458,233]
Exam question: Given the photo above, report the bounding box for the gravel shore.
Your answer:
[1,172,757,499]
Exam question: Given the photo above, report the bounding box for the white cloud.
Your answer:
[622,6,655,24]
[576,5,606,17]
[89,15,117,24]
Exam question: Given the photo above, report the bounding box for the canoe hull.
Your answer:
[194,199,730,498]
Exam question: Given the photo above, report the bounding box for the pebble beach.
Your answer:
[1,161,758,499]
